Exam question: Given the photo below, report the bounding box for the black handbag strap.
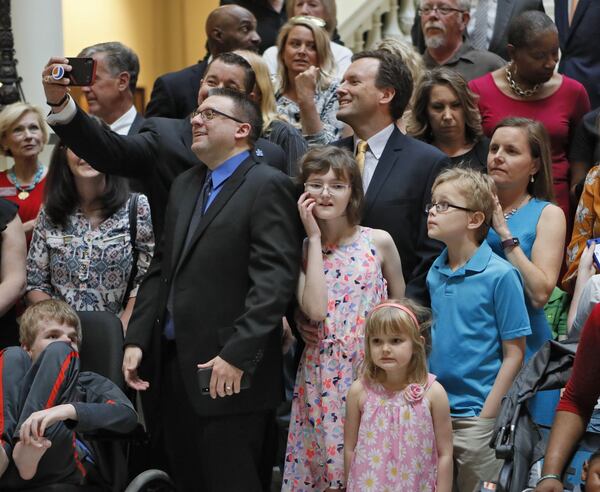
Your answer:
[123,193,139,306]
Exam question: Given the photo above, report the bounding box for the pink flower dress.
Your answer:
[283,227,387,491]
[346,374,438,492]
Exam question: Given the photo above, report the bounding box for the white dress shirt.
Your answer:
[110,105,137,135]
[353,123,395,192]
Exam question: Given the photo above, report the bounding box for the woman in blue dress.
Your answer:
[486,117,566,426]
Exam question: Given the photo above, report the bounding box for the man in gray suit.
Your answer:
[412,0,544,60]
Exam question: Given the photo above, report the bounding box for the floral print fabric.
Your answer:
[26,194,154,315]
[346,374,438,492]
[563,165,600,293]
[275,80,344,146]
[283,227,387,491]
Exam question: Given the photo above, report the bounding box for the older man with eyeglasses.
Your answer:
[412,0,545,62]
[418,0,506,81]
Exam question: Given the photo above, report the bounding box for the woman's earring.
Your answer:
[530,174,535,183]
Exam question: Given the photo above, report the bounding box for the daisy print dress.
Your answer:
[283,226,388,491]
[346,374,438,492]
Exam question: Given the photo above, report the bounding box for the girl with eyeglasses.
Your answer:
[283,146,405,491]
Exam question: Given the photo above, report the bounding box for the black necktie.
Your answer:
[183,170,212,253]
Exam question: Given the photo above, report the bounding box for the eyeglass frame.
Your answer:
[417,4,466,16]
[304,181,351,195]
[425,201,474,214]
[191,107,246,125]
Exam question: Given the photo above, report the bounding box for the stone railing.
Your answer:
[337,0,555,53]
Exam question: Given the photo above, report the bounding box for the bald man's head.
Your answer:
[205,5,261,55]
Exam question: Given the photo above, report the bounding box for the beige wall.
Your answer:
[61,0,218,105]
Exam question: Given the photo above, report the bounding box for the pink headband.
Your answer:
[372,302,420,329]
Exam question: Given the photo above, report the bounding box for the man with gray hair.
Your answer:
[418,0,505,81]
[412,0,544,61]
[78,42,145,192]
[78,41,144,136]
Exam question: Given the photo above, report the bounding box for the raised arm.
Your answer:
[42,57,160,179]
[296,192,327,321]
[493,202,566,309]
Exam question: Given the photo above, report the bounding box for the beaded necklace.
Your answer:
[7,164,44,200]
[503,195,530,220]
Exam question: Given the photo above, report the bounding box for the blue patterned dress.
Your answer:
[283,227,388,491]
[26,195,154,315]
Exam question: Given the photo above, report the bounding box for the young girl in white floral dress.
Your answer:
[282,146,405,491]
[344,300,453,492]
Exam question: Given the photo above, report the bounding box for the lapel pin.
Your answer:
[255,148,264,157]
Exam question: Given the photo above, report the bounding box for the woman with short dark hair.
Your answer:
[469,10,590,225]
[26,140,154,332]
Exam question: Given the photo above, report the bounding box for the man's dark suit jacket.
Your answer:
[411,0,544,61]
[144,59,208,119]
[124,154,301,420]
[335,127,448,306]
[126,111,146,194]
[128,111,145,135]
[555,0,600,109]
[49,106,285,238]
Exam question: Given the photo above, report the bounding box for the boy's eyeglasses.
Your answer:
[191,107,245,124]
[304,182,350,195]
[418,5,465,16]
[425,201,474,214]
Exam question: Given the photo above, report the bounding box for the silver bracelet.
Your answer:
[536,473,561,485]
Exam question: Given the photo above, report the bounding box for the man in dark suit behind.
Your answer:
[122,88,301,491]
[42,52,285,239]
[78,41,146,192]
[411,0,544,61]
[335,50,449,306]
[555,0,600,109]
[144,5,261,119]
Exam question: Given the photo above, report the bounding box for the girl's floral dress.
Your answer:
[283,227,387,491]
[347,374,439,492]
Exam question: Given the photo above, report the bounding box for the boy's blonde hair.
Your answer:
[19,300,82,349]
[431,167,496,243]
[362,298,431,386]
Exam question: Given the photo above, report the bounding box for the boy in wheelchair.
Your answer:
[0,299,137,488]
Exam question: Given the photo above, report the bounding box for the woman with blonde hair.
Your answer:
[275,16,345,146]
[0,103,49,242]
[236,49,307,175]
[374,37,425,132]
[263,0,353,80]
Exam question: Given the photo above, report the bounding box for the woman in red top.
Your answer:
[469,11,590,227]
[0,103,49,244]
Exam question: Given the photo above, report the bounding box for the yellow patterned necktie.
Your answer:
[355,140,368,175]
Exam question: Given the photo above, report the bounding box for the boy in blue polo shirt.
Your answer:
[426,168,531,492]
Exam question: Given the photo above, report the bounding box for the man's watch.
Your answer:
[501,237,520,250]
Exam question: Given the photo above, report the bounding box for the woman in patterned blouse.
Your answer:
[26,140,154,332]
[274,15,345,146]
